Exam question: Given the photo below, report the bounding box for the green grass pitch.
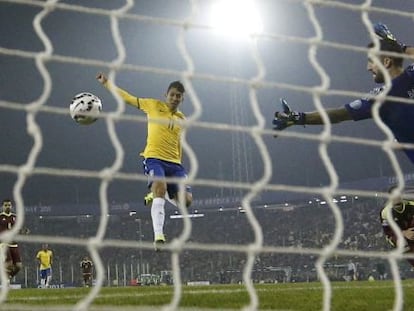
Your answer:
[2,280,414,310]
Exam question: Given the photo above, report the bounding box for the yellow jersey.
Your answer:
[104,82,185,164]
[138,98,185,164]
[36,249,53,270]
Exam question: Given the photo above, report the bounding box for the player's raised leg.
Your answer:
[143,159,168,251]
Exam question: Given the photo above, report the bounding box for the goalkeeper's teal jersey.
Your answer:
[345,63,414,163]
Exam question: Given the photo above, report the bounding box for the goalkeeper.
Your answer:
[272,23,414,164]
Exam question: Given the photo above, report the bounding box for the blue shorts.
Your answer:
[143,158,191,198]
[40,268,52,279]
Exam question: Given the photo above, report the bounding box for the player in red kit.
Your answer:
[0,199,23,279]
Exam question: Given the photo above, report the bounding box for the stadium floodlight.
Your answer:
[209,0,263,37]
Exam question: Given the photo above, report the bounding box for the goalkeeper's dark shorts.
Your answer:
[143,158,192,198]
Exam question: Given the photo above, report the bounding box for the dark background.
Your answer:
[1,0,413,207]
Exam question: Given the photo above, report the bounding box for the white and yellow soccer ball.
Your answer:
[70,92,102,125]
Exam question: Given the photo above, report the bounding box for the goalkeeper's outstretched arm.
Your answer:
[96,72,139,108]
[273,22,411,133]
[272,98,352,132]
[302,107,352,125]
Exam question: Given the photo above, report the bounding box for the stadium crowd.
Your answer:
[7,195,414,287]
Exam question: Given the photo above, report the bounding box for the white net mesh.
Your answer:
[1,0,414,310]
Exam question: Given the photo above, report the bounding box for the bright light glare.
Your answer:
[210,0,263,36]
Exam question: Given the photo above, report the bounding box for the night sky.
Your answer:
[1,0,413,206]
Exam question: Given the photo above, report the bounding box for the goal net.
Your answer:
[1,0,414,310]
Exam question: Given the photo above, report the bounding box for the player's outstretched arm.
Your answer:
[272,98,352,136]
[305,107,352,124]
[96,72,139,108]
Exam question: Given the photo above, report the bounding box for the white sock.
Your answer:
[151,198,165,236]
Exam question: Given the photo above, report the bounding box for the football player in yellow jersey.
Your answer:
[36,244,53,288]
[96,73,192,251]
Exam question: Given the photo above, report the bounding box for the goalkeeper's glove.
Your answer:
[373,22,407,52]
[272,98,306,132]
[374,22,397,41]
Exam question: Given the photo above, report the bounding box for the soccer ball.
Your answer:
[70,92,102,125]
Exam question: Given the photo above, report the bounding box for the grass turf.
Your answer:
[2,280,414,310]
